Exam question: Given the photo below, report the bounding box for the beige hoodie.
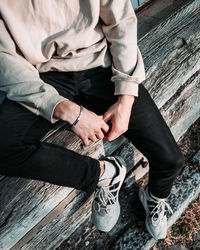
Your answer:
[0,0,146,123]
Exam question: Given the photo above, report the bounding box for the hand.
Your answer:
[103,95,135,141]
[53,100,109,146]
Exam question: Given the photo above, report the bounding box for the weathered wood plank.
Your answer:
[0,179,74,250]
[13,189,89,250]
[137,0,192,39]
[140,0,200,108]
[123,68,200,188]
[22,195,94,250]
[161,70,200,141]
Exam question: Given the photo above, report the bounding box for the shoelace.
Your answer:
[95,186,118,212]
[149,199,173,225]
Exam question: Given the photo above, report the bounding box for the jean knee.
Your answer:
[164,148,184,173]
[151,145,184,173]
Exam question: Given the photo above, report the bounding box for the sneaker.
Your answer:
[139,185,173,240]
[92,156,126,232]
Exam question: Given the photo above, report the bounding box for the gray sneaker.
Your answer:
[139,185,173,240]
[92,156,126,232]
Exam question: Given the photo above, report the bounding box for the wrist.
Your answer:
[117,95,135,105]
[53,100,80,124]
[70,105,83,127]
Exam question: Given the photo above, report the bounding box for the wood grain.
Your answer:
[140,0,200,108]
[161,69,200,141]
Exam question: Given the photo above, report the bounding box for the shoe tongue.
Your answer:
[97,178,112,187]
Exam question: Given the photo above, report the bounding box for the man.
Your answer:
[0,0,184,239]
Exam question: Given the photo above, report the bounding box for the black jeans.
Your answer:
[0,66,184,198]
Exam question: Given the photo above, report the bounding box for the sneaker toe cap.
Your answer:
[146,218,167,240]
[92,202,120,232]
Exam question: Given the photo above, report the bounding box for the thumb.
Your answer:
[103,112,111,123]
[106,124,117,141]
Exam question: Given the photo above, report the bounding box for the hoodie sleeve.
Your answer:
[0,17,66,123]
[100,0,146,97]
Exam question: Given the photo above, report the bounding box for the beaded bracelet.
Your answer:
[71,105,83,127]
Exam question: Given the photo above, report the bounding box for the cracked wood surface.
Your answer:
[0,0,199,249]
[161,69,200,141]
[139,0,200,109]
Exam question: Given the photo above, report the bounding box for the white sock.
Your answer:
[149,191,166,201]
[99,160,117,181]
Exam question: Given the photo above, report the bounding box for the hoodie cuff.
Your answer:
[114,80,139,97]
[38,94,67,124]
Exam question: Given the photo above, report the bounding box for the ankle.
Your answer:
[99,161,105,179]
[148,189,167,201]
[99,159,117,182]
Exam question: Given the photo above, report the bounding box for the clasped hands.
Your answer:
[53,95,135,147]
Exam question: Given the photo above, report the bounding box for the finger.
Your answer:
[89,134,98,143]
[106,126,119,141]
[103,112,111,123]
[101,121,110,134]
[82,136,89,147]
[96,130,104,140]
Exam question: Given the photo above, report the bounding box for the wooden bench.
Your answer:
[0,0,200,249]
